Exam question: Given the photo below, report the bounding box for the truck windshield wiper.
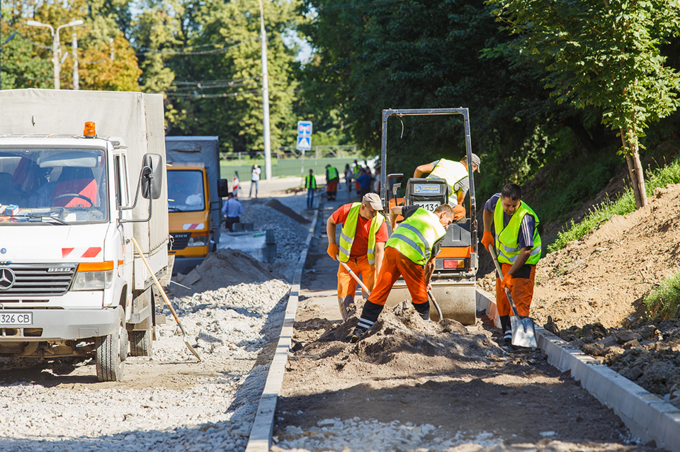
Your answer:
[28,215,71,225]
[168,206,184,212]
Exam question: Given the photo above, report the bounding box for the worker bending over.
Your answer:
[413,154,481,220]
[351,204,455,342]
[327,193,388,320]
[480,183,541,345]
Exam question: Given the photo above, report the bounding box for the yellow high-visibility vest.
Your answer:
[494,200,542,265]
[387,208,446,265]
[338,203,385,265]
[305,174,317,189]
[327,167,339,180]
[427,159,468,205]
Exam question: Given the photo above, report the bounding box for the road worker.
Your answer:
[351,203,455,342]
[325,164,340,201]
[480,183,541,345]
[327,193,388,320]
[305,169,317,209]
[413,154,481,220]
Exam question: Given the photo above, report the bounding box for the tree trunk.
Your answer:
[620,128,647,209]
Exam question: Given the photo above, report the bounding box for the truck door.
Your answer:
[114,153,134,309]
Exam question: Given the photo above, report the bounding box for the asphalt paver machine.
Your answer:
[381,108,477,324]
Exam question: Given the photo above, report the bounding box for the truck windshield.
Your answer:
[167,170,205,212]
[0,148,108,224]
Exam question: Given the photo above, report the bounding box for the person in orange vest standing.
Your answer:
[326,193,388,320]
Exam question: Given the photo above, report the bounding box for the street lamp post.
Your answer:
[258,0,272,181]
[26,19,83,90]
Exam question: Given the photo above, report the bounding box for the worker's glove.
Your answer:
[481,231,494,252]
[452,205,466,221]
[501,274,514,291]
[327,244,339,260]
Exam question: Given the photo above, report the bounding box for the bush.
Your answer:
[645,272,680,320]
[547,157,680,253]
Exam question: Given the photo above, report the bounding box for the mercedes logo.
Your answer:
[0,268,16,290]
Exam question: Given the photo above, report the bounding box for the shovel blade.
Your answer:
[510,315,538,348]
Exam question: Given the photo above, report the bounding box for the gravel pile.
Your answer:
[240,204,309,262]
[272,418,502,451]
[0,278,291,451]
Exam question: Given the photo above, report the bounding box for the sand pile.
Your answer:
[290,301,501,378]
[173,249,285,297]
[480,183,680,330]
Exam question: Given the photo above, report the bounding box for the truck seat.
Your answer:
[0,172,22,205]
[51,167,98,207]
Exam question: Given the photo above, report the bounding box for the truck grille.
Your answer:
[169,233,190,251]
[0,264,76,297]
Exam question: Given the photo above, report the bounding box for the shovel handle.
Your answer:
[488,246,521,318]
[337,255,371,296]
[427,288,443,322]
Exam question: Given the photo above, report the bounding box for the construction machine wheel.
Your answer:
[129,329,152,357]
[96,320,126,382]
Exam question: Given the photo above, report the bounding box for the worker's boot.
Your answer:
[350,326,368,343]
[413,302,430,321]
[500,315,512,345]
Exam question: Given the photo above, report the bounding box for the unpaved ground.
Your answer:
[479,184,680,330]
[0,192,314,452]
[273,196,656,452]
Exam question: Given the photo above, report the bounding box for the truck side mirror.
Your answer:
[217,179,229,198]
[141,154,163,200]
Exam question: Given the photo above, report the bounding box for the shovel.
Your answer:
[488,246,538,348]
[131,237,202,361]
[427,288,443,322]
[336,254,371,321]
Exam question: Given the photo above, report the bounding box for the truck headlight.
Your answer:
[73,262,114,290]
[187,235,208,247]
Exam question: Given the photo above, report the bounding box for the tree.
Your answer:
[489,0,680,208]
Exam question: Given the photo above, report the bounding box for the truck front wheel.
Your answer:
[96,321,126,382]
[129,329,152,357]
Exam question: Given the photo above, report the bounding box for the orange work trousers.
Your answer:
[338,255,375,303]
[368,246,428,307]
[495,263,536,317]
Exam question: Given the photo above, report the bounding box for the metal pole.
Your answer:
[110,37,114,60]
[72,32,78,90]
[259,0,272,181]
[53,28,59,90]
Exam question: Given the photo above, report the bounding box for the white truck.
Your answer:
[0,89,170,381]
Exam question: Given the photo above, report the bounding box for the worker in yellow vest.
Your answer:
[327,193,389,320]
[413,154,481,220]
[325,164,340,201]
[480,183,541,345]
[305,169,317,209]
[351,204,455,342]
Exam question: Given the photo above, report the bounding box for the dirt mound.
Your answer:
[172,249,285,296]
[291,302,500,375]
[479,183,680,330]
[265,199,310,224]
[548,319,680,405]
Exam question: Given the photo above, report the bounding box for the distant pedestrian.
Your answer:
[232,171,240,198]
[250,164,261,198]
[344,164,353,198]
[357,169,374,198]
[326,164,340,201]
[222,192,243,232]
[305,169,317,209]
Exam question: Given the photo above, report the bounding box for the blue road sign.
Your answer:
[297,136,312,150]
[297,121,313,136]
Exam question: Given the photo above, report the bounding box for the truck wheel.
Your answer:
[129,329,153,357]
[96,322,125,382]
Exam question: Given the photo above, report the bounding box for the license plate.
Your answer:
[413,201,440,212]
[0,312,32,326]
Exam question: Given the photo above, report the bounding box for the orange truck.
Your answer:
[165,137,228,274]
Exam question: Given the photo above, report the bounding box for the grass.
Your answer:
[645,272,680,320]
[547,156,680,253]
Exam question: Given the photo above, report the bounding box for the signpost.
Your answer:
[297,121,312,183]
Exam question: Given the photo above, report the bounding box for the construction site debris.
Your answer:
[239,203,309,263]
[173,248,285,296]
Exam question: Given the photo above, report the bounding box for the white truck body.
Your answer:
[0,89,169,380]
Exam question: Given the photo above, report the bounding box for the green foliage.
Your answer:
[0,33,52,89]
[547,156,680,253]
[645,272,680,320]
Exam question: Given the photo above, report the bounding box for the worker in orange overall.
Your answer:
[480,183,541,345]
[327,193,389,320]
[413,154,481,221]
[351,204,455,342]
